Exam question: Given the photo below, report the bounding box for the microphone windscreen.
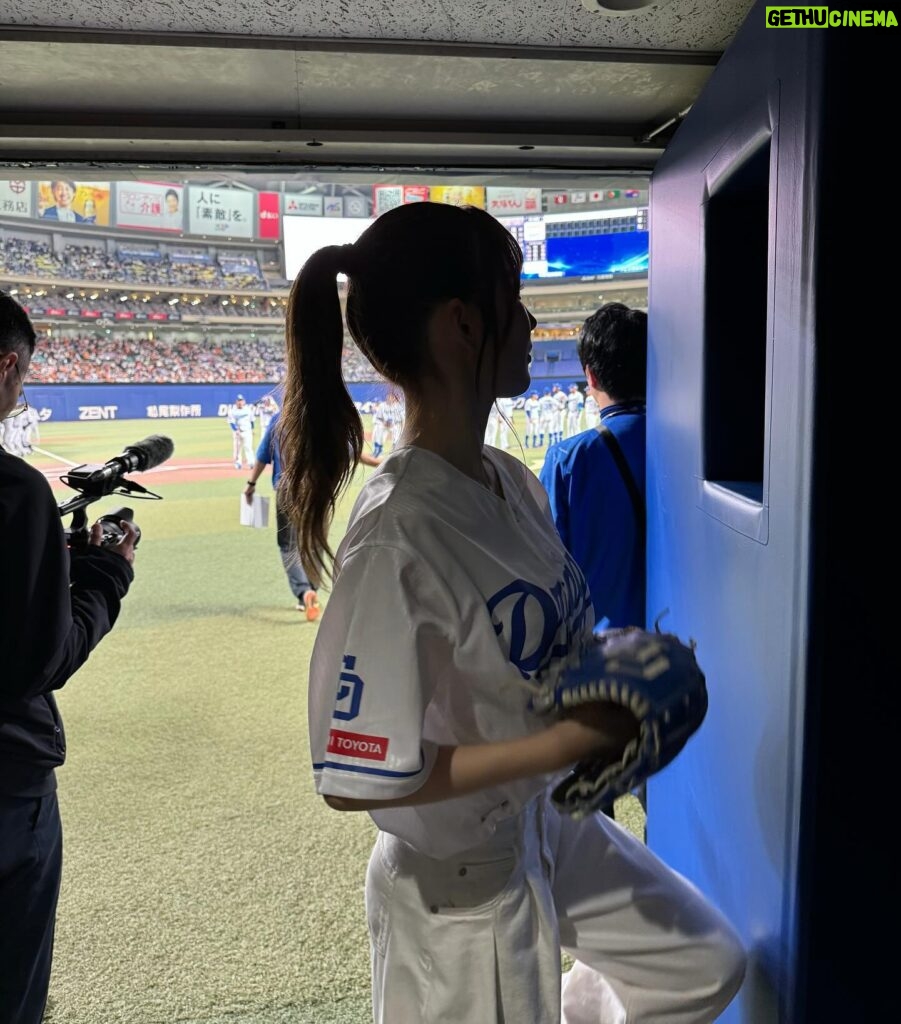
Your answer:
[126,435,175,471]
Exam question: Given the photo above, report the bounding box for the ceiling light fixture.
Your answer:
[581,0,676,13]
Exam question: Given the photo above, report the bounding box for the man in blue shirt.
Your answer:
[539,302,647,634]
[243,412,380,620]
[539,302,647,822]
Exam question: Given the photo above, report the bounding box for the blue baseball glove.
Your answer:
[532,626,708,819]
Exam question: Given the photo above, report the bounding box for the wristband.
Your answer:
[246,480,257,487]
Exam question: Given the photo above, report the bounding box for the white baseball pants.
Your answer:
[365,793,745,1023]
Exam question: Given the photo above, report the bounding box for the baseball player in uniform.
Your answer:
[278,203,746,1024]
[228,394,256,469]
[387,392,404,449]
[565,384,584,438]
[496,395,516,449]
[484,401,500,446]
[538,387,557,447]
[551,384,567,445]
[371,398,388,457]
[524,390,540,448]
[256,393,279,435]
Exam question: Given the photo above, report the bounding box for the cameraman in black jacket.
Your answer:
[0,293,138,1024]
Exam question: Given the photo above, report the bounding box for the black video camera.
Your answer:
[58,435,173,547]
[65,505,142,550]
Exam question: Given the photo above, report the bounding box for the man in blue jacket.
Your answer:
[0,292,137,1024]
[539,303,647,822]
[539,302,647,633]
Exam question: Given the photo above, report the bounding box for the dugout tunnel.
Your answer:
[0,1,890,1020]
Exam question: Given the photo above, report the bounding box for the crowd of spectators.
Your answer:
[3,285,286,320]
[28,333,386,385]
[30,334,286,384]
[24,332,579,385]
[0,239,269,290]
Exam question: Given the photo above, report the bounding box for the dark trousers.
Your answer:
[275,502,314,600]
[0,792,63,1024]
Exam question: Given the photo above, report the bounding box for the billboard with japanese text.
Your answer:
[117,182,184,232]
[187,187,254,237]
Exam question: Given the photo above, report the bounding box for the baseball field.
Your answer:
[30,414,641,1024]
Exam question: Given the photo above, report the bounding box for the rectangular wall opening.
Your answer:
[703,138,771,502]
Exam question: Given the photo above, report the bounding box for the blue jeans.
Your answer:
[276,502,314,600]
[0,791,63,1024]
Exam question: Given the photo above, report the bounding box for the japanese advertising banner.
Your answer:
[38,180,111,225]
[485,187,542,216]
[284,193,324,216]
[372,184,430,217]
[257,191,280,238]
[0,180,33,218]
[429,185,486,209]
[117,182,184,232]
[187,186,254,237]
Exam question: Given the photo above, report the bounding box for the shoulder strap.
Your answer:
[597,423,645,546]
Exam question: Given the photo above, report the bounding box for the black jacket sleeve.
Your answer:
[1,456,134,701]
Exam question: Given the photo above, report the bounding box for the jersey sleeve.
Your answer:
[538,447,570,549]
[308,542,453,801]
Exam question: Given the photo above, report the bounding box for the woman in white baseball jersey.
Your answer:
[278,202,745,1024]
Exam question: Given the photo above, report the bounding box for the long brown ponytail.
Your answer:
[277,246,362,587]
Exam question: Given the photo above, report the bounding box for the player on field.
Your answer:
[256,392,279,434]
[228,393,256,469]
[386,391,404,449]
[538,386,557,447]
[484,401,500,446]
[524,390,540,448]
[565,383,584,438]
[496,395,516,449]
[552,383,567,444]
[275,201,745,1024]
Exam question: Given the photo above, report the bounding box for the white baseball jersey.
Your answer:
[257,398,279,433]
[538,393,557,425]
[228,403,255,434]
[497,397,516,419]
[309,445,595,859]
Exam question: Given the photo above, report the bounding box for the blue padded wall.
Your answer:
[647,5,893,1020]
[646,5,822,1021]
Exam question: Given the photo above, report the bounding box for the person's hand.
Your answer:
[89,520,138,566]
[546,703,640,768]
[243,484,256,505]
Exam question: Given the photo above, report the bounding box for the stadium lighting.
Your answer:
[168,298,179,306]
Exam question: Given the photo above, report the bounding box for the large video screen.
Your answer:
[501,208,649,281]
[282,215,372,281]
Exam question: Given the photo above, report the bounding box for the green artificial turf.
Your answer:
[31,416,644,1024]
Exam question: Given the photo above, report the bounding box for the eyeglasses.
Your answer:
[6,363,28,419]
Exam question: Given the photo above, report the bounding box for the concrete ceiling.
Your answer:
[0,0,758,175]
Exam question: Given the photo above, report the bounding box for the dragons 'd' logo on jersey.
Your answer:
[486,551,592,681]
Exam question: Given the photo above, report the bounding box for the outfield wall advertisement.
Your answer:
[27,383,394,423]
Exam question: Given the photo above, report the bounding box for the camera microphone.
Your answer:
[86,435,175,485]
[61,435,175,497]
